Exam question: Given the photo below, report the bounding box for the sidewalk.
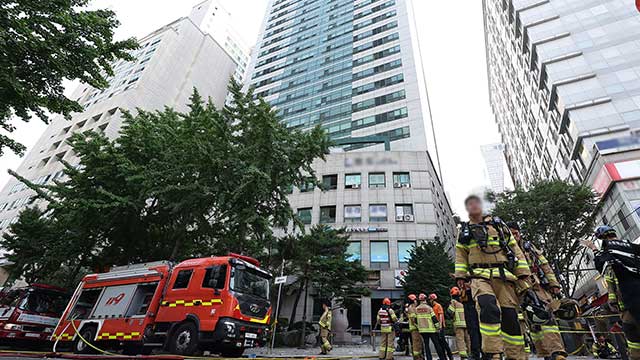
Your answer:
[247,345,379,358]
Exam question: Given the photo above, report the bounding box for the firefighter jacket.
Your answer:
[377,307,397,333]
[319,308,332,331]
[455,216,531,282]
[407,303,419,331]
[415,302,438,333]
[521,242,561,289]
[605,268,624,311]
[592,341,617,358]
[447,299,467,328]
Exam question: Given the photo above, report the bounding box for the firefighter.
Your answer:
[430,293,453,360]
[585,226,640,360]
[376,298,397,360]
[319,300,333,355]
[408,294,425,360]
[508,222,566,360]
[593,335,621,359]
[455,195,531,360]
[447,287,470,359]
[398,304,412,355]
[417,293,446,360]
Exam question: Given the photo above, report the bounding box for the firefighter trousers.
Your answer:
[421,332,446,360]
[320,328,332,354]
[471,277,526,360]
[379,332,395,360]
[411,330,425,360]
[454,327,470,358]
[622,311,640,360]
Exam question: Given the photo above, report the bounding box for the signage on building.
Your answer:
[345,227,388,233]
[593,159,640,198]
[394,270,407,288]
[596,136,640,154]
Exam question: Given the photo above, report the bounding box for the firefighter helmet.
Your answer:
[450,287,461,296]
[523,302,551,324]
[429,293,437,300]
[551,298,580,321]
[595,225,616,240]
[408,294,417,301]
[419,293,427,301]
[383,298,391,306]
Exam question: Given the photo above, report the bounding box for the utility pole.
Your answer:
[269,259,286,354]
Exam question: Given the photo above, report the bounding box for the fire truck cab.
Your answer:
[0,284,69,344]
[53,254,272,356]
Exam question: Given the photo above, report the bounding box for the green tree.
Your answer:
[277,225,369,328]
[490,180,598,296]
[2,81,331,283]
[402,240,455,303]
[0,0,138,156]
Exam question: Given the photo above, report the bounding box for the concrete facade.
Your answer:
[0,18,236,231]
[189,0,251,82]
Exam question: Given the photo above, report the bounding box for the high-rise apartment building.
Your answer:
[247,0,456,332]
[0,18,236,231]
[481,143,514,193]
[189,0,252,82]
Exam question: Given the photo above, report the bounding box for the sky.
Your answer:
[0,0,500,216]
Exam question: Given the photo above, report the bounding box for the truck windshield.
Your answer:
[19,289,68,316]
[0,289,22,308]
[230,266,270,299]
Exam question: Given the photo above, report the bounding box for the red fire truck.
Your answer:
[53,254,272,356]
[0,284,69,344]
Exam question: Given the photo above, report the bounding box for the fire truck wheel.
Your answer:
[73,325,98,354]
[169,322,199,356]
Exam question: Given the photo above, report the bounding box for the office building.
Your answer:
[247,0,456,332]
[0,18,237,231]
[189,0,252,82]
[481,143,514,193]
[483,0,640,304]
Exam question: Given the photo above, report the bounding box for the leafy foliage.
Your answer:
[0,0,138,156]
[402,240,455,303]
[2,81,331,284]
[490,180,598,296]
[277,225,369,326]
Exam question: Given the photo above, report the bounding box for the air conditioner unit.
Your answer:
[401,183,411,188]
[404,214,415,222]
[352,184,361,189]
[393,182,402,188]
[395,215,405,222]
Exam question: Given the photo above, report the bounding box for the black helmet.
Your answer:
[523,302,551,324]
[507,222,520,231]
[551,298,580,321]
[595,225,616,240]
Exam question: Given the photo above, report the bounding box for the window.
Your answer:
[344,205,362,222]
[347,241,361,262]
[345,174,362,189]
[297,208,313,225]
[369,204,388,222]
[370,241,389,269]
[393,172,411,187]
[299,178,315,193]
[369,173,385,188]
[320,206,337,224]
[322,174,338,190]
[395,205,414,222]
[398,241,415,264]
[203,265,227,289]
[618,209,631,231]
[172,269,193,289]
